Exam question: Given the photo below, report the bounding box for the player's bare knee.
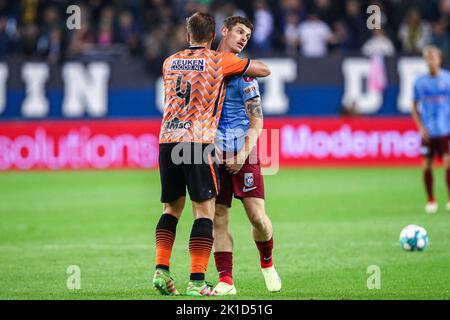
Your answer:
[214,205,229,225]
[214,214,229,231]
[249,211,268,231]
[215,204,229,217]
[163,197,185,218]
[192,198,215,220]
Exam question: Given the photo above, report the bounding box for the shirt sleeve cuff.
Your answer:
[242,59,252,75]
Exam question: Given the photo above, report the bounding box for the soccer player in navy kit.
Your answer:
[412,46,450,214]
[212,16,281,295]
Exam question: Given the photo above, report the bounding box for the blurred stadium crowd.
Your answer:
[0,0,449,76]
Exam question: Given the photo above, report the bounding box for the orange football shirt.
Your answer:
[159,47,250,144]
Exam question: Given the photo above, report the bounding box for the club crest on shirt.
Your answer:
[243,76,254,82]
[244,173,254,187]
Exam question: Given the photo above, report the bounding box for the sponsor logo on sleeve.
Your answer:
[244,85,256,94]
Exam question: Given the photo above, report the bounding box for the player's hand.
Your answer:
[225,153,246,175]
[420,127,429,142]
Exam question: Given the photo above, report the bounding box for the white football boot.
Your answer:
[261,266,282,293]
[213,281,237,295]
[425,201,438,214]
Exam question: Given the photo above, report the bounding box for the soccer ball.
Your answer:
[399,225,429,251]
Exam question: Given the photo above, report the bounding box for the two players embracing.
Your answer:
[153,12,281,296]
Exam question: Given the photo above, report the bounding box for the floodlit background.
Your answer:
[0,0,449,299]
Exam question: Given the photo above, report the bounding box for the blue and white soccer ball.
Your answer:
[399,225,429,251]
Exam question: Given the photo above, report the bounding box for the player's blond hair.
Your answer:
[422,45,443,57]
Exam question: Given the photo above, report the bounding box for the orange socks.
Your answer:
[189,218,214,281]
[155,215,214,281]
[155,213,178,270]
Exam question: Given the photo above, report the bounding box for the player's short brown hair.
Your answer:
[223,16,254,32]
[186,12,216,44]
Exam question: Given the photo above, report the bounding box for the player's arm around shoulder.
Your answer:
[245,60,271,78]
[221,51,270,78]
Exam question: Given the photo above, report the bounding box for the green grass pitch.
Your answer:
[0,168,449,300]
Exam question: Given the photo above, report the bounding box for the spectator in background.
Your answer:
[152,4,175,32]
[19,0,40,56]
[252,0,274,53]
[0,15,12,56]
[0,0,19,18]
[437,0,450,20]
[21,0,38,25]
[312,0,334,26]
[66,5,95,57]
[142,0,169,30]
[0,0,449,63]
[97,6,114,46]
[431,19,450,55]
[368,0,397,44]
[37,6,64,63]
[145,4,177,59]
[362,29,396,57]
[368,0,389,27]
[143,20,173,77]
[437,0,450,35]
[181,0,209,21]
[213,1,246,44]
[297,12,332,57]
[88,0,108,23]
[116,10,140,56]
[384,0,409,32]
[283,12,300,55]
[398,8,432,54]
[170,0,191,22]
[18,23,39,56]
[279,0,307,23]
[39,6,61,35]
[45,28,63,64]
[279,0,306,26]
[329,20,353,54]
[167,22,187,54]
[343,0,369,50]
[119,0,141,18]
